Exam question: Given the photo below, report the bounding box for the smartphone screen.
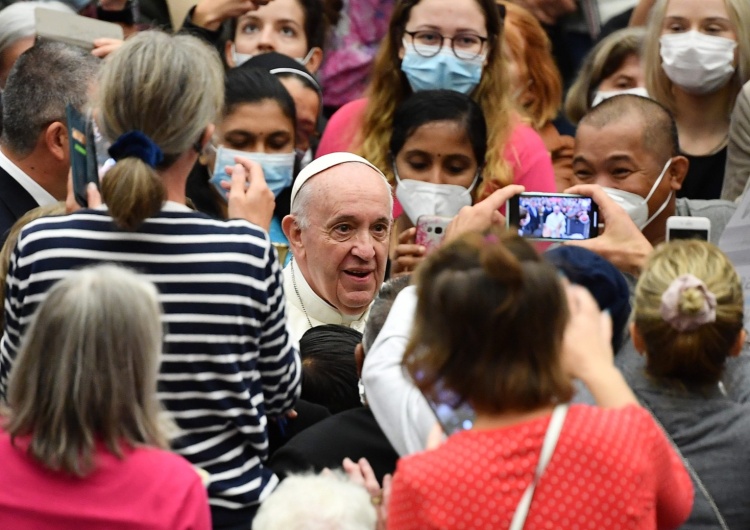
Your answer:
[507,193,599,242]
[423,379,475,436]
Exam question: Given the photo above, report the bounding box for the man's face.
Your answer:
[572,116,674,218]
[293,164,392,316]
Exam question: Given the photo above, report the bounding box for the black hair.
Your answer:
[389,90,488,167]
[225,66,297,127]
[228,0,328,53]
[300,325,363,414]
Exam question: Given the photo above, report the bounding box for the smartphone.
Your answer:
[422,379,475,436]
[666,216,710,242]
[415,215,451,254]
[35,8,123,50]
[506,192,599,242]
[66,104,100,207]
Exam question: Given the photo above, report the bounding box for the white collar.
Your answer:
[287,258,368,327]
[0,147,57,207]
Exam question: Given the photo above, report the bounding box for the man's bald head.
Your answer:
[579,95,679,165]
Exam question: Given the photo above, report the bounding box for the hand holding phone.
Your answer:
[415,215,452,254]
[66,104,100,207]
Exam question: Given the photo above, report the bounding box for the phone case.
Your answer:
[415,215,451,254]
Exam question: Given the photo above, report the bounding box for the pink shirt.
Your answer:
[388,405,693,530]
[0,430,212,530]
[317,98,557,197]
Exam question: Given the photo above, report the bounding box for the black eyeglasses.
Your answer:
[403,30,489,60]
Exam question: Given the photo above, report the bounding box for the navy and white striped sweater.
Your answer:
[0,205,301,518]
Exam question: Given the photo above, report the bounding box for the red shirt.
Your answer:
[388,405,693,530]
[0,430,211,530]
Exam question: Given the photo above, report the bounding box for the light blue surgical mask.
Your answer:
[210,146,295,200]
[400,41,485,94]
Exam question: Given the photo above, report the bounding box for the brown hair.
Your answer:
[96,31,224,231]
[359,0,513,198]
[4,264,168,477]
[634,240,744,386]
[403,229,573,414]
[499,1,562,130]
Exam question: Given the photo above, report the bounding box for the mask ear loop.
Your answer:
[389,152,404,185]
[641,158,673,229]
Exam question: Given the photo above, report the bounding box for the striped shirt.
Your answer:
[0,204,301,519]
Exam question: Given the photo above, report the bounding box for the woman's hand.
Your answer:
[92,38,124,59]
[342,457,391,530]
[225,158,275,231]
[192,0,273,31]
[390,227,426,276]
[561,283,638,408]
[444,184,524,243]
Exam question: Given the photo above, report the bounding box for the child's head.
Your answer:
[633,240,745,386]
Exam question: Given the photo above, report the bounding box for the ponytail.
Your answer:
[101,158,165,231]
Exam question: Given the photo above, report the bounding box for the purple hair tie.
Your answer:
[659,274,717,332]
[108,131,164,168]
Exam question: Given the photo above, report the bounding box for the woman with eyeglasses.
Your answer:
[317,0,556,202]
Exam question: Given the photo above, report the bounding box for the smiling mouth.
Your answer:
[344,270,373,278]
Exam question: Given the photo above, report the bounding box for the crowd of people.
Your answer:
[1,0,750,528]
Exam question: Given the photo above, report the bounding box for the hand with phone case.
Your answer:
[390,227,427,277]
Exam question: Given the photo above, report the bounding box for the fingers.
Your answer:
[229,163,247,198]
[397,227,417,245]
[479,184,525,214]
[86,182,102,208]
[65,171,79,214]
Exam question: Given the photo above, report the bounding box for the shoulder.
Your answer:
[674,198,736,241]
[124,445,206,489]
[502,121,556,192]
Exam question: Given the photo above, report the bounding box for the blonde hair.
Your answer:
[634,240,743,386]
[96,31,224,231]
[565,27,646,125]
[4,264,168,477]
[643,0,750,116]
[500,1,562,130]
[359,0,514,198]
[0,202,66,328]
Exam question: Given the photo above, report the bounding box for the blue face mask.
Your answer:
[210,146,295,200]
[400,42,485,94]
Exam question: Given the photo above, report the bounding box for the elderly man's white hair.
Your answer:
[0,1,73,55]
[252,472,377,530]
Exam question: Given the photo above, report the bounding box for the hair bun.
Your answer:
[479,232,523,286]
[660,274,717,331]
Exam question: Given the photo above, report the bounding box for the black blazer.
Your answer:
[269,407,399,483]
[0,163,39,246]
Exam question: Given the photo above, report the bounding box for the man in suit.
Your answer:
[0,40,99,244]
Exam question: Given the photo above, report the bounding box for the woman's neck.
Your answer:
[159,150,198,205]
[472,405,555,431]
[673,87,731,155]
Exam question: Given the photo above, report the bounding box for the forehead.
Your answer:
[403,121,473,149]
[408,0,486,32]
[664,0,730,19]
[221,101,294,132]
[307,164,392,220]
[575,116,651,161]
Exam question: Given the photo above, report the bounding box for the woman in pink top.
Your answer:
[388,230,693,529]
[0,265,211,530]
[317,0,556,199]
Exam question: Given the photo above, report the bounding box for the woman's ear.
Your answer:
[729,329,747,358]
[304,47,324,73]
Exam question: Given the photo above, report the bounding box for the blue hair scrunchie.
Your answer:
[108,130,164,168]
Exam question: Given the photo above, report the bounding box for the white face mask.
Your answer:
[394,166,479,225]
[604,159,673,230]
[659,31,737,95]
[591,87,650,108]
[230,44,315,68]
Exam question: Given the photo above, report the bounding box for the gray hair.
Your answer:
[252,472,377,530]
[5,264,168,477]
[0,1,73,55]
[362,275,411,352]
[291,164,393,230]
[96,30,224,231]
[1,39,99,155]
